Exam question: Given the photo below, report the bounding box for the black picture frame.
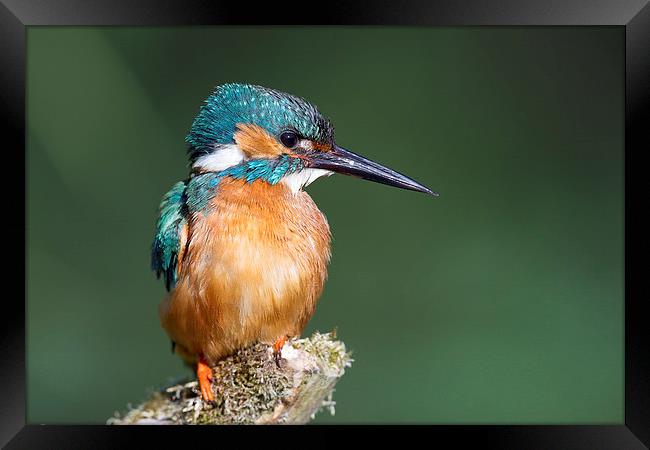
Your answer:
[3,0,648,447]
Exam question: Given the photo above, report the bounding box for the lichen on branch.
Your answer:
[108,332,352,425]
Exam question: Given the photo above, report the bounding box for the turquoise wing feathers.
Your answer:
[151,181,188,291]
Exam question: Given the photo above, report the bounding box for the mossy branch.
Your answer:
[108,332,352,425]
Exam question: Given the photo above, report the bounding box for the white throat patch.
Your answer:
[282,169,333,193]
[192,143,332,193]
[192,143,245,172]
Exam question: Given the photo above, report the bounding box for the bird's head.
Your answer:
[186,83,436,195]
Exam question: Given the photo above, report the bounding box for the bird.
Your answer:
[151,83,436,402]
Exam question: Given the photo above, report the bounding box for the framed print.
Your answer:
[3,0,648,447]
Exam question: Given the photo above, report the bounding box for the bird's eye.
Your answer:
[280,131,299,148]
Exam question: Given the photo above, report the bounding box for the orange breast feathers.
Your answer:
[158,177,332,365]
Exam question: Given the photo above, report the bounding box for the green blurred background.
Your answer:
[26,27,623,424]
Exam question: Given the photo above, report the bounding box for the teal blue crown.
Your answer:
[186,83,334,161]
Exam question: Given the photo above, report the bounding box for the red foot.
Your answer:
[197,355,215,403]
[273,336,288,368]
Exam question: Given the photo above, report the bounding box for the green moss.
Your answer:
[109,332,352,425]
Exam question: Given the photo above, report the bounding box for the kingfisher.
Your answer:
[151,83,436,402]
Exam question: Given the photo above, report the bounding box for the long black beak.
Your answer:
[307,144,438,196]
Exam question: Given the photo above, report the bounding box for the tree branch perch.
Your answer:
[108,332,352,425]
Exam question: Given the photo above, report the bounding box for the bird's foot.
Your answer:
[197,355,215,403]
[272,336,288,368]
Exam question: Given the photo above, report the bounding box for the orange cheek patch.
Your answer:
[287,141,332,162]
[234,123,285,157]
[312,141,333,152]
